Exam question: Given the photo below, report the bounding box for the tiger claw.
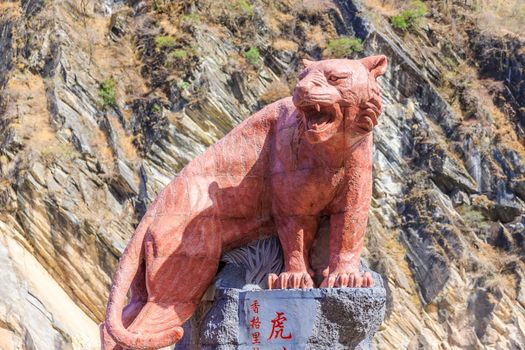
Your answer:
[267,271,314,289]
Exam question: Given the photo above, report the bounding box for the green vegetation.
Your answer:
[155,35,177,49]
[391,15,409,31]
[171,49,188,59]
[181,13,200,23]
[326,37,363,58]
[99,78,116,108]
[244,47,261,66]
[152,0,162,11]
[233,0,254,16]
[166,48,191,67]
[179,81,191,90]
[152,0,171,13]
[390,1,428,32]
[152,103,162,113]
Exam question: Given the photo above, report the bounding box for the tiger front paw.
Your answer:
[320,267,374,288]
[267,271,314,289]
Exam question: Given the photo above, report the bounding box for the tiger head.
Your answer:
[292,55,387,143]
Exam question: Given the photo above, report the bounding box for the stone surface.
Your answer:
[176,258,386,350]
[0,231,100,349]
[195,287,386,350]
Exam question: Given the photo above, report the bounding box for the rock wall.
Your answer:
[0,0,524,349]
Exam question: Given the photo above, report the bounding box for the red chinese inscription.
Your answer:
[250,299,261,346]
[267,312,292,340]
[251,331,261,344]
[250,300,260,313]
[250,316,261,329]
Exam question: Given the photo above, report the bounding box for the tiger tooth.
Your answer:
[315,104,320,112]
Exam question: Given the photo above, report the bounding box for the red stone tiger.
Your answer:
[101,55,387,349]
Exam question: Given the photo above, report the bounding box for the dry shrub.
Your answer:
[111,118,138,161]
[91,128,114,163]
[260,80,291,105]
[151,0,186,17]
[366,0,525,37]
[64,0,92,23]
[40,141,77,164]
[295,0,335,16]
[306,25,327,48]
[363,0,399,16]
[0,2,22,18]
[272,39,298,52]
[474,0,525,37]
[5,73,58,155]
[263,2,294,35]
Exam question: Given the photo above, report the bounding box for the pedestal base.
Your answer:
[176,286,386,350]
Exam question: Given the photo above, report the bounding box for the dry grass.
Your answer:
[306,25,328,49]
[0,2,21,18]
[262,1,295,35]
[91,128,114,163]
[40,142,77,163]
[441,59,525,159]
[363,0,400,17]
[473,79,525,157]
[111,119,138,161]
[260,79,291,105]
[481,273,513,295]
[295,0,335,15]
[119,134,138,161]
[366,0,524,38]
[466,242,522,296]
[366,212,418,294]
[272,39,298,52]
[474,0,525,37]
[5,73,56,153]
[56,3,148,101]
[261,0,338,54]
[4,73,82,164]
[159,18,181,36]
[6,72,77,162]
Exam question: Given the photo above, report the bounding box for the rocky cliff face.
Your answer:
[0,0,524,349]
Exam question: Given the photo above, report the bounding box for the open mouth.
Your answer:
[300,103,337,133]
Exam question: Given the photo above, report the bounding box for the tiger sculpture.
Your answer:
[101,55,388,349]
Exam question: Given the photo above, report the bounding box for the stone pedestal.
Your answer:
[175,237,386,349]
[176,286,386,350]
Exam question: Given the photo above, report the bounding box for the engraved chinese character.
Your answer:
[250,300,260,313]
[251,331,261,344]
[250,316,261,329]
[267,312,292,340]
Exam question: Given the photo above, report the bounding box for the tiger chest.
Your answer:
[271,127,345,215]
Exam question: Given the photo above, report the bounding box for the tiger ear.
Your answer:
[302,58,315,67]
[361,55,387,79]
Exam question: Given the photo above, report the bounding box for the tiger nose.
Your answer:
[294,84,308,100]
[294,80,316,97]
[295,77,323,96]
